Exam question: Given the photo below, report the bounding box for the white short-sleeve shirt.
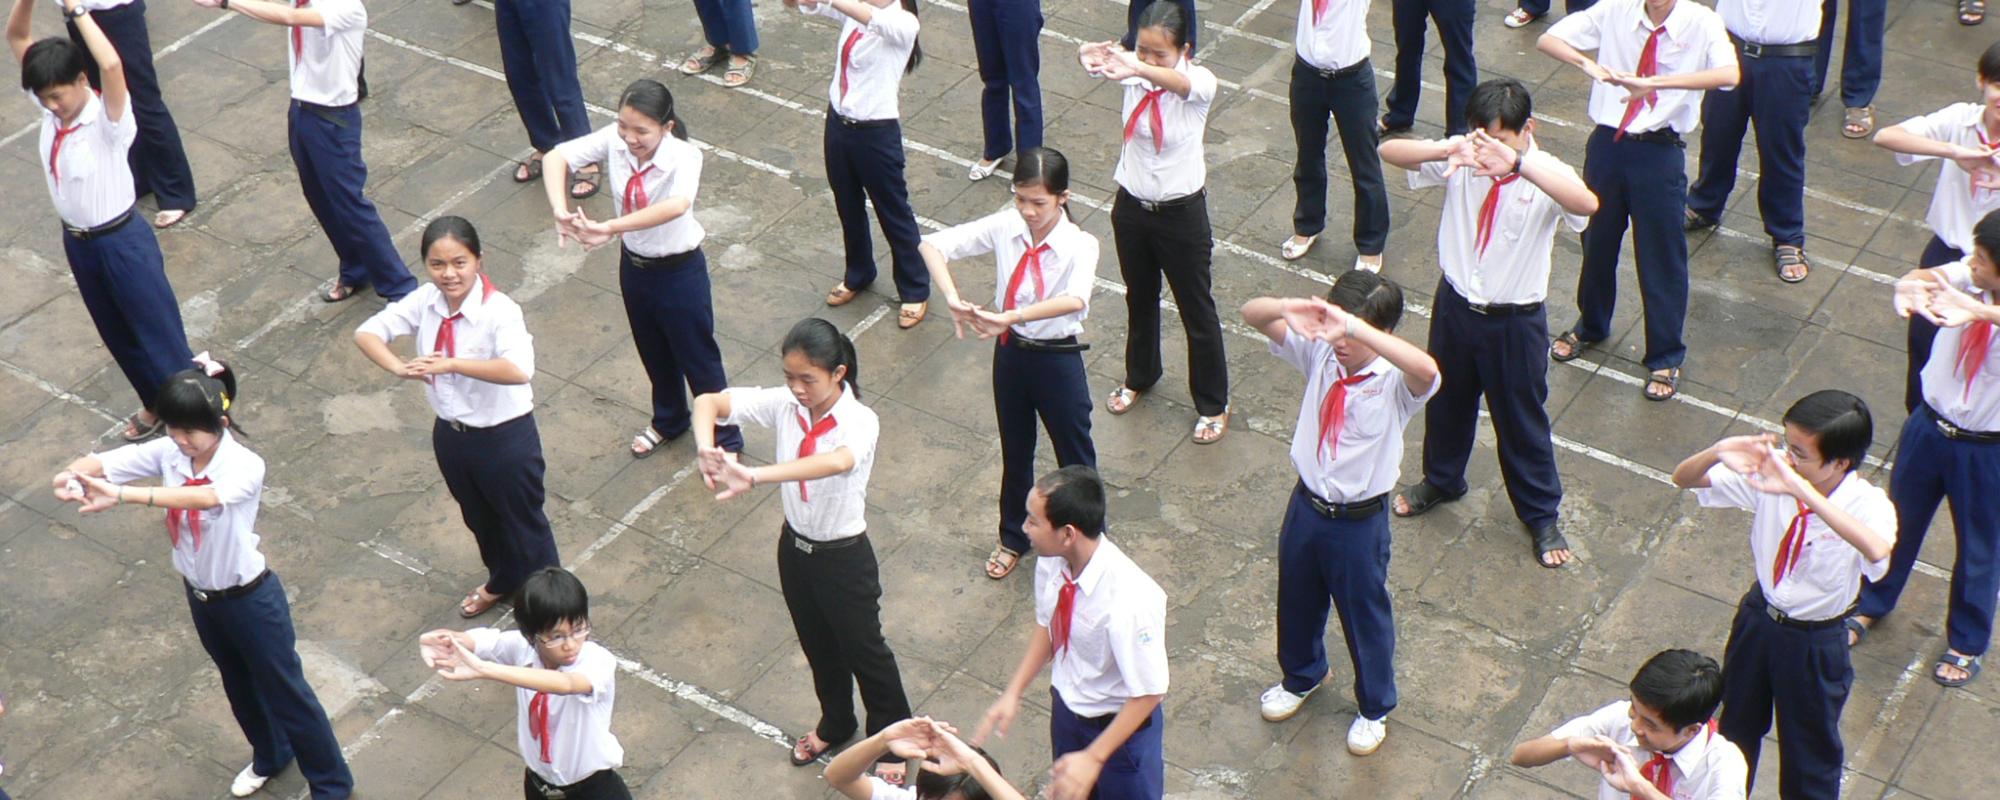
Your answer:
[1549,701,1748,800]
[1893,103,2000,255]
[808,1,919,121]
[355,277,536,427]
[1715,0,1820,45]
[468,629,623,786]
[1270,334,1439,503]
[1293,0,1372,72]
[1113,59,1217,203]
[720,385,878,540]
[1033,538,1170,717]
[1917,260,2000,431]
[557,126,705,258]
[96,432,269,591]
[1409,143,1591,305]
[34,90,138,228]
[289,0,368,106]
[1694,462,1896,620]
[1547,0,1737,135]
[921,210,1099,340]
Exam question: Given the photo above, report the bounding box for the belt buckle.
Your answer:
[1139,198,1161,213]
[546,788,567,800]
[793,536,815,555]
[1763,602,1785,624]
[1938,418,1961,439]
[1741,41,1764,58]
[1467,302,1491,316]
[192,587,211,602]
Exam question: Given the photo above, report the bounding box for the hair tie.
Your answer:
[220,392,231,412]
[191,351,224,377]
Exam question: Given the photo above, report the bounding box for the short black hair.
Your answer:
[1466,78,1533,132]
[515,567,590,638]
[1035,465,1106,540]
[1981,39,2000,84]
[1629,649,1724,731]
[1975,207,2000,265]
[20,38,88,94]
[1324,269,1405,333]
[914,746,1002,800]
[1783,390,1872,473]
[1135,1,1190,50]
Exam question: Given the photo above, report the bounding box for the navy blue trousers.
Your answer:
[287,101,418,299]
[968,0,1043,161]
[1689,51,1812,247]
[65,218,192,410]
[994,340,1096,554]
[618,247,742,450]
[825,115,929,302]
[496,0,591,152]
[433,413,560,597]
[1720,589,1850,800]
[1384,0,1477,135]
[1421,281,1561,527]
[1573,125,1689,370]
[1049,689,1164,800]
[185,573,353,799]
[68,0,196,212]
[1121,0,1196,50]
[1904,236,1961,412]
[691,0,758,53]
[1812,0,1884,108]
[1858,406,2000,657]
[1518,0,1594,16]
[1290,57,1389,254]
[1276,483,1397,719]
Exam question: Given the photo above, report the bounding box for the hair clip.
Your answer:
[191,351,225,377]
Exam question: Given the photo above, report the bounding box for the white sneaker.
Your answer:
[231,764,269,797]
[1259,683,1317,722]
[1346,714,1388,756]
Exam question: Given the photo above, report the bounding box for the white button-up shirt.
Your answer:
[721,385,878,540]
[557,126,706,258]
[1918,259,2000,431]
[1894,103,2000,255]
[1113,59,1217,203]
[97,432,269,592]
[1034,538,1170,717]
[467,629,623,787]
[34,90,137,228]
[355,276,536,427]
[76,0,138,13]
[1694,463,1895,620]
[1715,0,1820,45]
[289,0,368,107]
[1549,701,1749,800]
[1272,337,1439,503]
[1548,0,1737,136]
[1410,144,1590,305]
[808,1,918,121]
[1293,0,1372,72]
[922,210,1099,340]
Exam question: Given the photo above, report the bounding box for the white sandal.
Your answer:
[1280,234,1317,261]
[1193,411,1229,444]
[967,157,1001,181]
[631,427,664,459]
[1503,8,1537,28]
[1106,385,1141,415]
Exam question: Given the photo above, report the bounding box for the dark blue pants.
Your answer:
[1049,689,1164,800]
[1904,236,1961,412]
[1290,57,1389,254]
[1719,589,1850,800]
[185,573,352,799]
[1858,406,2000,657]
[68,0,196,212]
[1276,484,1397,719]
[968,0,1043,161]
[1573,125,1688,370]
[287,101,418,299]
[1689,51,1812,247]
[1518,0,1594,16]
[1811,0,1884,108]
[64,218,193,410]
[496,0,591,152]
[1384,0,1477,135]
[825,115,929,302]
[618,247,742,450]
[691,0,758,54]
[994,340,1096,554]
[1421,281,1561,527]
[433,413,560,597]
[1121,0,1196,51]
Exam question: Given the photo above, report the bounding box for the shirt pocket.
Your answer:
[1341,388,1393,440]
[1498,193,1538,244]
[57,140,102,185]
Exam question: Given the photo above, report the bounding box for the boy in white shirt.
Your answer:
[1511,649,1747,800]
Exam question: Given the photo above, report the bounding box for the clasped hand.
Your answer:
[1711,433,1809,497]
[554,208,617,251]
[1895,271,1988,328]
[946,297,1013,340]
[697,446,757,500]
[51,470,119,513]
[1441,131,1521,179]
[1278,297,1357,343]
[1077,41,1141,80]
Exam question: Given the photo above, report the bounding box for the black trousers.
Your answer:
[1384,0,1477,135]
[1719,589,1850,800]
[776,525,911,749]
[433,413,561,597]
[1420,280,1562,528]
[67,0,197,212]
[524,768,632,800]
[1289,57,1389,254]
[1113,188,1228,416]
[1904,235,1963,412]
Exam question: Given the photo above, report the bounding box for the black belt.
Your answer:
[1299,55,1370,79]
[622,246,701,270]
[1601,124,1684,147]
[295,99,357,114]
[187,569,271,603]
[63,207,134,241]
[1075,707,1157,732]
[783,522,866,554]
[1465,299,1543,317]
[1731,34,1817,59]
[527,768,620,800]
[1120,187,1206,214]
[1006,334,1089,353]
[1742,586,1850,631]
[1928,406,2000,443]
[1301,485,1386,520]
[828,106,897,129]
[438,411,531,433]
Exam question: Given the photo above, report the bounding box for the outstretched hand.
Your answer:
[1278,297,1352,343]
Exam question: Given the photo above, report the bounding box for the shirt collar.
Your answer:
[427,275,493,322]
[1324,350,1389,381]
[1665,719,1716,772]
[51,90,103,130]
[1636,0,1693,40]
[801,384,860,427]
[1067,537,1124,596]
[169,430,240,483]
[625,139,671,178]
[1014,213,1084,261]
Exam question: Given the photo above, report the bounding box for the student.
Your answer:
[825,716,1023,800]
[973,466,1168,800]
[964,0,1042,180]
[1683,0,1820,283]
[1510,649,1747,800]
[1872,41,2000,413]
[677,0,759,87]
[800,0,931,330]
[920,148,1099,580]
[193,0,419,304]
[1812,0,1885,137]
[1670,392,1894,799]
[1504,0,1596,28]
[496,0,599,199]
[1283,0,1390,272]
[1380,79,1596,569]
[65,0,197,228]
[354,217,561,619]
[1851,208,2000,688]
[689,318,913,772]
[1080,4,1230,444]
[52,360,354,799]
[1241,272,1440,757]
[11,0,194,444]
[1119,0,1194,51]
[1382,0,1477,136]
[1538,0,1738,402]
[541,80,742,459]
[421,567,631,800]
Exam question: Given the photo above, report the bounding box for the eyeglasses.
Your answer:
[534,625,592,648]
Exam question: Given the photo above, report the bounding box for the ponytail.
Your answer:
[155,353,245,436]
[902,0,924,73]
[781,318,861,401]
[619,79,691,141]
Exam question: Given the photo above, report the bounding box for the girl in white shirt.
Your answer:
[825,716,1022,800]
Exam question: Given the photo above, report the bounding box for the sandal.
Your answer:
[1502,7,1537,28]
[1644,367,1681,401]
[1843,105,1876,139]
[874,762,907,784]
[1106,385,1142,415]
[322,281,359,304]
[1774,244,1810,283]
[513,156,543,184]
[1683,208,1718,233]
[631,426,665,459]
[791,731,848,766]
[1531,524,1572,569]
[898,302,927,329]
[122,411,164,442]
[1193,411,1229,444]
[968,157,1002,181]
[569,167,601,200]
[152,209,188,229]
[680,47,725,76]
[985,545,1022,580]
[722,56,756,88]
[1549,330,1595,363]
[1935,651,1982,687]
[1961,0,1985,25]
[1844,616,1871,648]
[1280,234,1318,261]
[826,282,860,307]
[1392,481,1465,518]
[1377,116,1413,137]
[458,586,501,618]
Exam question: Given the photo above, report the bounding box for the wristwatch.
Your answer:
[66,5,88,18]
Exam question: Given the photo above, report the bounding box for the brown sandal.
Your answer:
[985,545,1022,580]
[826,283,859,307]
[1644,367,1681,401]
[898,302,927,329]
[459,586,501,618]
[1842,106,1876,139]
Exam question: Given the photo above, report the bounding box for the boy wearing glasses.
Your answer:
[421,567,631,800]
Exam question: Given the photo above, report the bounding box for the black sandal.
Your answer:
[1961,0,1985,25]
[1531,524,1572,569]
[569,169,601,200]
[791,731,850,766]
[1393,482,1465,518]
[322,282,359,304]
[1644,367,1681,402]
[1550,330,1595,363]
[513,158,542,184]
[1774,244,1810,284]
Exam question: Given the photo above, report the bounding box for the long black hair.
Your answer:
[900,0,925,73]
[781,317,860,400]
[155,356,244,436]
[420,215,483,261]
[1134,0,1189,51]
[619,79,691,141]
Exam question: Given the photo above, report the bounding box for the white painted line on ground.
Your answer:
[0,358,121,424]
[1708,224,1898,286]
[616,657,795,748]
[0,14,236,149]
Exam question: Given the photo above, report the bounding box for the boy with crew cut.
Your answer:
[1512,649,1748,800]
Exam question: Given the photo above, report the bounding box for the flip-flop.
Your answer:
[459,586,501,618]
[1843,617,1870,648]
[1961,0,1986,26]
[1935,651,1982,687]
[631,427,664,459]
[1531,525,1572,569]
[1106,385,1141,415]
[1193,411,1229,444]
[122,412,164,442]
[1393,481,1465,518]
[1644,368,1681,402]
[985,545,1022,580]
[873,762,907,785]
[152,209,188,229]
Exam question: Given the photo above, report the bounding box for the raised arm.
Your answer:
[1537,33,1611,82]
[65,1,126,117]
[1377,136,1459,170]
[6,0,33,63]
[197,0,328,29]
